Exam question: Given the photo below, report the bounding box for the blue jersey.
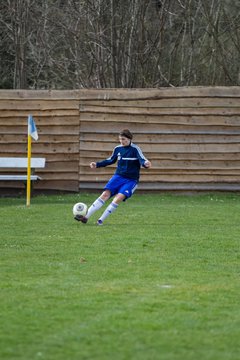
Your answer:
[96,142,148,181]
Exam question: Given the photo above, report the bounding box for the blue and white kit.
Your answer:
[96,142,148,199]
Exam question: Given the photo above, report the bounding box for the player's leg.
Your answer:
[97,179,138,225]
[74,189,111,223]
[86,190,111,218]
[97,193,125,225]
[89,175,121,224]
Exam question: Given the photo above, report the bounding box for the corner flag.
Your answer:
[28,115,38,140]
[27,115,38,206]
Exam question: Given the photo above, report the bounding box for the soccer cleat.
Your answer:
[74,215,88,223]
[97,219,103,226]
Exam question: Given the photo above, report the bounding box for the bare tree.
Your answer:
[0,0,33,88]
[0,0,239,88]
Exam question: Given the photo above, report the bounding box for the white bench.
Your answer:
[0,157,46,185]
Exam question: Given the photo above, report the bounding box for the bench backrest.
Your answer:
[0,157,46,168]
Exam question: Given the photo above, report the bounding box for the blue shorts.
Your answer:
[104,174,138,200]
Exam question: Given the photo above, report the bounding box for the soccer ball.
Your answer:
[73,202,88,217]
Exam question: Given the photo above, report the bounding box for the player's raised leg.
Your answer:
[97,193,125,225]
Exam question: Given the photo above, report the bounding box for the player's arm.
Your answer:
[143,160,151,168]
[90,148,118,169]
[135,146,151,168]
[90,162,97,169]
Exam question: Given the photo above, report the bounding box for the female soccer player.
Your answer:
[75,129,151,225]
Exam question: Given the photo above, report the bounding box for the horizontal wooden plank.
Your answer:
[30,172,78,180]
[79,141,240,153]
[78,182,240,192]
[0,126,79,136]
[0,134,79,143]
[0,181,25,189]
[79,159,240,170]
[43,154,80,161]
[0,100,79,111]
[80,133,240,144]
[0,180,79,192]
[36,180,79,191]
[44,161,78,171]
[0,116,79,126]
[0,143,79,153]
[0,119,79,125]
[80,114,240,127]
[80,105,240,116]
[79,166,240,176]
[1,87,239,100]
[154,161,240,169]
[137,183,240,191]
[79,173,240,182]
[0,90,86,100]
[79,150,240,161]
[0,152,79,161]
[0,110,79,118]
[81,97,240,108]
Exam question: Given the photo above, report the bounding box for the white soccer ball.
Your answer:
[73,202,88,217]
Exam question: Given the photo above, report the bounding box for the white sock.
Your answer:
[98,202,118,223]
[86,197,105,219]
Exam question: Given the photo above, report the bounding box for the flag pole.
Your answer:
[26,115,38,206]
[26,131,32,206]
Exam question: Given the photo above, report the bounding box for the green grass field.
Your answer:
[1,193,240,360]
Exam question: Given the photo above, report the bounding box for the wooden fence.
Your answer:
[0,87,240,193]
